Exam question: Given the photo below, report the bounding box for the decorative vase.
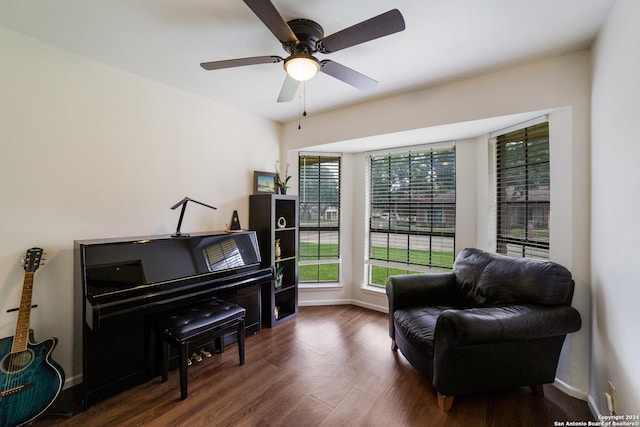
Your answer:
[274,239,281,260]
[279,187,287,195]
[275,274,283,289]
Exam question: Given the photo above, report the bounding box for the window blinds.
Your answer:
[496,122,550,259]
[368,145,456,271]
[298,155,341,282]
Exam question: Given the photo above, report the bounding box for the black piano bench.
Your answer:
[156,298,246,400]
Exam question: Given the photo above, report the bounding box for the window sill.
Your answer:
[299,283,343,290]
[360,284,386,295]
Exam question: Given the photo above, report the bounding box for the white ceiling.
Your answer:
[1,0,613,132]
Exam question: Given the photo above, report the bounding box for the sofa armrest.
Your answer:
[435,305,582,346]
[386,272,457,311]
[386,272,458,343]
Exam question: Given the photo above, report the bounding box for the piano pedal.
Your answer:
[200,348,212,358]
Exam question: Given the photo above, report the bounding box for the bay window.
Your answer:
[366,145,456,287]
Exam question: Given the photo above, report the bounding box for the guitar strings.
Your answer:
[1,250,37,423]
[1,269,35,422]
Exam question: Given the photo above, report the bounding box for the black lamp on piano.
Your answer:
[171,197,217,237]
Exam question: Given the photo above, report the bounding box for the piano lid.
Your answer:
[82,231,262,298]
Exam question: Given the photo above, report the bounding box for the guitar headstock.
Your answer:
[23,247,44,273]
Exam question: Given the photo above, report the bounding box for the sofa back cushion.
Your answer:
[453,248,574,306]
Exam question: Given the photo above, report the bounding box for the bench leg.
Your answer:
[179,344,189,400]
[237,318,245,365]
[161,340,169,383]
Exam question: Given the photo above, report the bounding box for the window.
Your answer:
[496,122,549,259]
[298,154,341,282]
[367,145,456,287]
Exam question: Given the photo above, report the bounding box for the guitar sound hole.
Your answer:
[1,350,34,374]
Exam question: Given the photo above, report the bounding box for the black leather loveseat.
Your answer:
[386,248,582,410]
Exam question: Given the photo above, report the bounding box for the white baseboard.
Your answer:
[299,299,387,313]
[554,378,600,420]
[351,299,388,313]
[553,377,589,401]
[298,299,351,306]
[63,373,82,390]
[588,394,603,419]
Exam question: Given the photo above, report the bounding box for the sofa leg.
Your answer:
[391,340,398,351]
[437,393,454,411]
[530,384,545,396]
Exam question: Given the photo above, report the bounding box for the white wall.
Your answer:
[454,138,480,251]
[0,27,281,387]
[591,0,640,415]
[282,52,592,396]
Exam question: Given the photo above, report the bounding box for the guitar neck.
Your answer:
[11,272,35,353]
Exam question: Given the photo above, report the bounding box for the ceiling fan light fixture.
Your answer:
[284,54,320,81]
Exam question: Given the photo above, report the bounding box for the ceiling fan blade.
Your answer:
[317,9,405,54]
[277,74,300,103]
[200,56,283,70]
[320,60,378,91]
[243,0,298,44]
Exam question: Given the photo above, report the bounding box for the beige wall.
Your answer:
[591,0,640,415]
[0,26,281,386]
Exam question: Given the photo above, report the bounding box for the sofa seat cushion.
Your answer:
[394,306,456,359]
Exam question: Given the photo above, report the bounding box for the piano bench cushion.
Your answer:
[158,298,246,342]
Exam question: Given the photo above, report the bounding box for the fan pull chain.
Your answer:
[298,88,302,129]
[303,79,307,117]
[298,80,308,130]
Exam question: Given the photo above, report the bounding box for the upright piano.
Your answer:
[75,231,273,408]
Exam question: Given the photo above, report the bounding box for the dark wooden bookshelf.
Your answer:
[249,194,299,327]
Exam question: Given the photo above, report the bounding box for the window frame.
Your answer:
[495,122,550,260]
[365,144,456,287]
[298,154,341,284]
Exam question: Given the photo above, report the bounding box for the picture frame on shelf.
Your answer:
[253,171,277,194]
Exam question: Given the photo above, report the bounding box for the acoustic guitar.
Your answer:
[0,248,64,427]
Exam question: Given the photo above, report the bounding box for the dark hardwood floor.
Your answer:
[37,305,593,426]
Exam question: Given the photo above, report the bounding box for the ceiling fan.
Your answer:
[200,0,406,102]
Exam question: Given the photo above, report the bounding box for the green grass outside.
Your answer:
[504,228,550,239]
[369,246,454,267]
[300,263,339,281]
[300,242,339,259]
[370,266,421,286]
[300,242,339,281]
[299,242,454,284]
